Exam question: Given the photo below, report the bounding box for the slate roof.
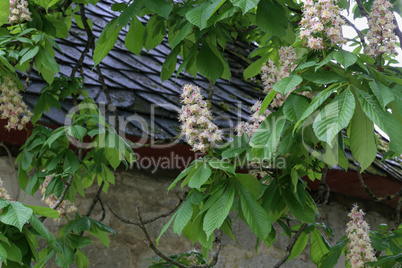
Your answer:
[22,0,263,141]
[19,0,401,181]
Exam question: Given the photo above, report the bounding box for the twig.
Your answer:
[107,192,187,226]
[355,0,370,19]
[340,15,366,48]
[395,193,401,227]
[136,206,188,268]
[51,175,73,210]
[135,206,222,268]
[0,142,19,200]
[315,165,330,205]
[85,181,105,217]
[24,59,34,91]
[98,197,106,222]
[273,224,308,268]
[356,166,402,202]
[392,15,402,50]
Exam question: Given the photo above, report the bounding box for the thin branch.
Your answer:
[357,166,402,202]
[85,181,105,217]
[135,206,222,268]
[98,197,106,222]
[51,175,74,210]
[316,165,330,205]
[340,15,366,48]
[107,192,187,226]
[355,0,370,19]
[395,193,401,227]
[24,59,35,91]
[0,142,19,200]
[274,224,308,268]
[392,15,402,50]
[135,206,188,268]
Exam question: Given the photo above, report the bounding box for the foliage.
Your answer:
[0,0,401,267]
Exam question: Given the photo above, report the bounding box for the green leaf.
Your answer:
[161,45,180,81]
[169,22,193,49]
[0,244,7,262]
[173,200,194,235]
[0,202,33,231]
[125,17,145,56]
[0,0,9,27]
[203,184,235,238]
[318,236,348,268]
[313,89,355,144]
[302,70,347,84]
[273,75,303,95]
[196,42,224,82]
[244,53,270,79]
[334,50,357,69]
[188,163,212,190]
[36,46,60,73]
[236,174,260,197]
[29,215,58,250]
[144,15,166,51]
[67,234,92,249]
[64,150,80,175]
[0,55,15,73]
[76,249,89,268]
[168,162,196,191]
[67,125,87,141]
[2,243,22,264]
[55,244,75,268]
[288,229,309,260]
[19,46,39,66]
[283,93,310,122]
[256,0,288,38]
[89,218,116,235]
[249,111,286,154]
[231,0,261,13]
[294,84,338,130]
[369,80,395,109]
[186,0,226,30]
[93,19,123,66]
[116,0,144,27]
[355,88,402,154]
[145,0,173,19]
[310,229,329,265]
[349,102,377,171]
[156,211,177,245]
[0,199,9,210]
[259,89,277,114]
[237,182,271,240]
[25,205,59,218]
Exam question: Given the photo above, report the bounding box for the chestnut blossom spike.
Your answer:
[0,76,33,131]
[0,178,12,201]
[365,0,398,58]
[179,84,222,153]
[346,204,377,268]
[8,0,32,25]
[236,100,270,138]
[40,173,78,222]
[300,0,346,49]
[261,46,314,109]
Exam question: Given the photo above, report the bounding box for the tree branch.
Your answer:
[274,224,308,268]
[340,15,366,48]
[355,0,370,19]
[357,166,402,202]
[392,15,402,50]
[107,192,187,226]
[315,165,330,205]
[85,181,105,217]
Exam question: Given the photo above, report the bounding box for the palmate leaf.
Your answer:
[355,88,402,154]
[273,75,303,95]
[0,202,33,231]
[93,19,123,66]
[144,0,173,19]
[283,93,310,122]
[313,89,355,144]
[349,102,377,172]
[196,42,224,82]
[237,182,271,241]
[256,0,288,37]
[230,0,261,14]
[334,50,357,69]
[0,0,9,27]
[203,183,235,238]
[186,0,225,30]
[288,228,309,261]
[125,16,145,56]
[188,162,212,190]
[310,229,330,265]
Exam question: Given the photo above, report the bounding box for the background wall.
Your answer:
[0,156,397,268]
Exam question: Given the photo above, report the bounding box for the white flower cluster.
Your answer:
[346,205,377,268]
[261,46,298,108]
[40,173,78,222]
[0,76,32,131]
[8,0,32,25]
[179,84,222,153]
[365,0,398,58]
[0,178,12,201]
[261,46,314,109]
[300,0,346,50]
[236,100,270,138]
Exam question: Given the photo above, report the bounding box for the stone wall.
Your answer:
[0,156,397,268]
